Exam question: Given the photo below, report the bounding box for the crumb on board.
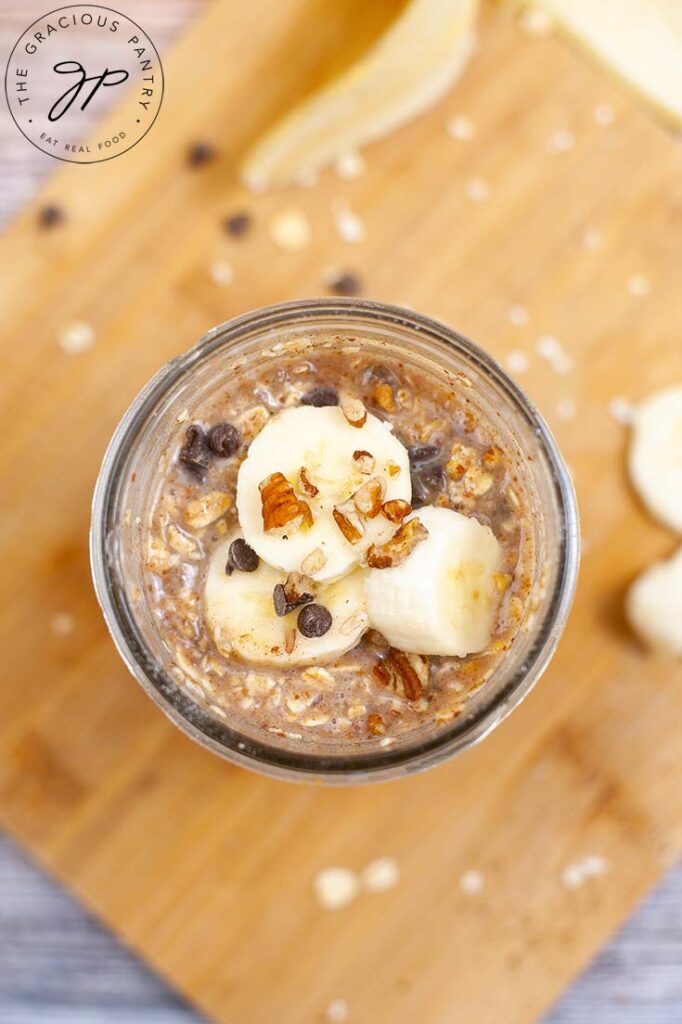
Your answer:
[361,857,400,893]
[50,613,75,637]
[326,998,349,1022]
[447,115,476,142]
[209,260,234,286]
[465,177,489,202]
[334,150,365,180]
[313,867,360,910]
[269,208,312,251]
[58,321,95,355]
[459,869,485,895]
[560,854,609,890]
[333,200,366,243]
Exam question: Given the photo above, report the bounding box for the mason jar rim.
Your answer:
[90,298,579,784]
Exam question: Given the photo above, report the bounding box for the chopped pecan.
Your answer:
[260,472,309,533]
[300,546,327,576]
[284,626,297,654]
[339,389,367,428]
[353,477,386,518]
[372,382,396,413]
[299,500,313,530]
[367,713,386,736]
[381,499,411,523]
[365,517,428,569]
[352,449,375,475]
[333,499,365,543]
[373,649,428,702]
[298,466,319,497]
[386,461,401,477]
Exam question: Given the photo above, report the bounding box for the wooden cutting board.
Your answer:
[1,1,682,1021]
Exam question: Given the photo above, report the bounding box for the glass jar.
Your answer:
[90,299,579,783]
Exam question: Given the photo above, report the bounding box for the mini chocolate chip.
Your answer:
[272,584,313,618]
[38,204,65,228]
[226,538,259,575]
[328,271,361,296]
[297,603,332,638]
[187,142,216,167]
[300,386,338,408]
[178,424,212,478]
[208,422,241,458]
[224,212,252,237]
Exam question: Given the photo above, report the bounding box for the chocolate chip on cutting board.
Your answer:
[186,141,217,167]
[297,603,333,638]
[223,212,252,237]
[226,539,259,575]
[208,422,241,458]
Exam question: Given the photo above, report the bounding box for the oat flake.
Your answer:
[556,398,576,421]
[50,613,75,637]
[582,228,603,251]
[560,854,609,890]
[465,177,489,202]
[58,321,95,355]
[447,115,476,141]
[608,395,634,425]
[269,208,312,251]
[506,349,529,374]
[313,867,360,910]
[326,998,349,1022]
[548,128,575,153]
[361,857,400,893]
[460,869,485,895]
[536,335,573,374]
[507,304,529,327]
[334,150,365,179]
[594,102,615,126]
[209,260,234,286]
[626,274,651,297]
[333,201,366,243]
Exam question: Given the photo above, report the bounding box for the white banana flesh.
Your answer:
[628,385,682,534]
[236,406,411,582]
[365,505,503,657]
[626,546,682,656]
[204,535,369,667]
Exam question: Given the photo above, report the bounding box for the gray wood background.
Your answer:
[1,1,681,1021]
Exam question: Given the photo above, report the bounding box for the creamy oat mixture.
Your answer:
[143,340,533,748]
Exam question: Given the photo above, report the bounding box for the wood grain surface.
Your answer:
[1,2,682,1023]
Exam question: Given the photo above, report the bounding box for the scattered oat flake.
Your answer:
[560,854,609,890]
[176,408,189,424]
[506,349,529,374]
[594,102,615,126]
[536,335,573,374]
[608,395,634,425]
[50,613,75,637]
[313,867,360,910]
[447,115,476,141]
[333,201,365,243]
[626,274,651,297]
[294,166,319,188]
[58,321,95,354]
[556,398,577,421]
[519,7,553,36]
[507,304,529,327]
[326,999,349,1023]
[548,128,575,153]
[361,857,400,893]
[465,177,489,202]
[269,207,312,251]
[209,259,234,286]
[460,869,485,895]
[582,228,603,251]
[334,150,365,179]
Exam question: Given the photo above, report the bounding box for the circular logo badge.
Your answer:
[4,4,164,163]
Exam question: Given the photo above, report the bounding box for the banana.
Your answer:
[241,0,478,189]
[365,505,503,656]
[626,546,682,656]
[236,405,411,582]
[511,0,682,127]
[204,534,369,667]
[628,385,682,534]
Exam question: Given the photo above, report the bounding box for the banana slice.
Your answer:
[626,546,682,655]
[628,385,682,534]
[365,505,503,657]
[513,0,682,127]
[241,0,478,189]
[205,535,369,667]
[236,406,411,582]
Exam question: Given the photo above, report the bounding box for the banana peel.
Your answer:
[241,0,479,190]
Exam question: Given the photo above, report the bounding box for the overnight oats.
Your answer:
[92,300,578,781]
